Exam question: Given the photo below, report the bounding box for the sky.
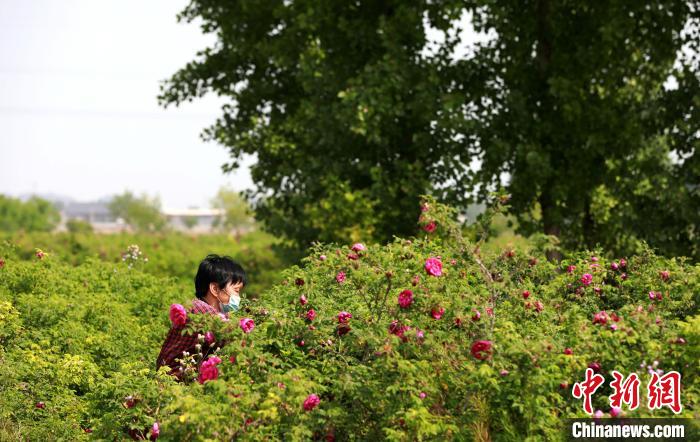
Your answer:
[0,0,252,209]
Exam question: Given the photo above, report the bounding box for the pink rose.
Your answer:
[347,253,359,260]
[610,324,618,331]
[319,255,327,261]
[303,394,320,411]
[564,348,573,355]
[336,323,352,336]
[522,290,530,299]
[566,265,576,274]
[620,273,628,280]
[306,309,316,321]
[470,340,493,360]
[610,406,622,418]
[419,391,427,399]
[169,304,187,327]
[471,310,481,321]
[423,221,436,233]
[336,271,346,283]
[619,258,627,268]
[388,320,410,341]
[300,294,308,305]
[431,306,445,320]
[534,300,544,312]
[337,311,352,324]
[592,311,609,325]
[590,256,599,262]
[415,329,425,339]
[205,331,215,345]
[580,273,593,286]
[594,410,604,419]
[424,257,442,276]
[198,356,222,384]
[588,361,601,372]
[150,422,160,440]
[659,270,670,281]
[499,369,509,376]
[239,317,255,334]
[398,290,414,308]
[351,243,366,252]
[610,262,619,270]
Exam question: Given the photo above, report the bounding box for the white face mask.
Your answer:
[215,284,242,313]
[223,293,240,313]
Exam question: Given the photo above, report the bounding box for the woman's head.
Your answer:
[195,254,247,301]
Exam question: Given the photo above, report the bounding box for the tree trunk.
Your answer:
[540,187,563,262]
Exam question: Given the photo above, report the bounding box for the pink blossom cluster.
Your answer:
[580,273,593,286]
[337,311,352,323]
[592,311,609,325]
[389,320,411,342]
[198,356,222,384]
[304,309,316,321]
[397,289,414,308]
[424,258,442,276]
[239,317,255,334]
[303,394,320,411]
[169,304,187,327]
[470,340,492,360]
[431,306,445,319]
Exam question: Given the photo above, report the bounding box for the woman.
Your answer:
[156,254,246,380]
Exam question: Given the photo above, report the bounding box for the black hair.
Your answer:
[194,254,247,299]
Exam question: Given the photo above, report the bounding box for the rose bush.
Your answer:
[0,197,697,440]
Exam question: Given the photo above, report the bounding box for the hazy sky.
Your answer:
[0,0,252,209]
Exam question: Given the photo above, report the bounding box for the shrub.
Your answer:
[0,198,697,440]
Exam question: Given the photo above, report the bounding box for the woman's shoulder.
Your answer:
[189,298,228,320]
[190,298,214,314]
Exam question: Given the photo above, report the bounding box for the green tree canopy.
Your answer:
[160,0,699,259]
[0,195,60,233]
[463,0,700,259]
[108,191,167,233]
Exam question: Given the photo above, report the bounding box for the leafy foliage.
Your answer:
[0,200,697,440]
[1,229,289,298]
[0,195,60,233]
[159,1,699,259]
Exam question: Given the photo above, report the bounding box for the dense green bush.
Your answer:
[1,230,290,297]
[0,199,697,440]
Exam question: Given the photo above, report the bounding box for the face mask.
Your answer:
[222,293,240,313]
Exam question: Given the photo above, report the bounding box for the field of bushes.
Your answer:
[0,201,697,440]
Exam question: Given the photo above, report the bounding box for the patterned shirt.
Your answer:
[156,298,227,380]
